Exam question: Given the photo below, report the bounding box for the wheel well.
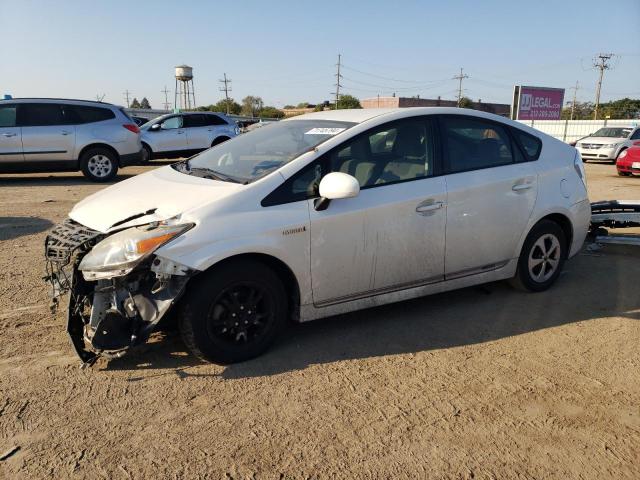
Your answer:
[200,253,301,321]
[211,136,230,147]
[540,213,573,255]
[141,141,152,152]
[78,143,120,167]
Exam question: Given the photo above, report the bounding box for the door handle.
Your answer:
[512,183,532,192]
[61,130,72,135]
[2,132,17,137]
[416,200,445,214]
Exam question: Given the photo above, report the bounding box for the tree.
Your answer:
[209,98,241,115]
[283,105,295,109]
[241,96,264,117]
[130,98,141,108]
[336,94,361,109]
[296,102,310,108]
[458,97,474,109]
[140,97,151,109]
[258,106,285,119]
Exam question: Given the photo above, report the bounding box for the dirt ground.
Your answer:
[0,161,638,479]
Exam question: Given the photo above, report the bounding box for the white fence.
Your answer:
[517,119,638,143]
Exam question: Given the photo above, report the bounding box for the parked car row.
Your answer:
[573,125,640,164]
[0,98,239,181]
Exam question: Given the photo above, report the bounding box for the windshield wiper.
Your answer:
[187,166,248,184]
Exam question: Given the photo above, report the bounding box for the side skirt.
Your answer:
[298,259,518,322]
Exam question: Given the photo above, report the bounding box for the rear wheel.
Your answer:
[510,220,567,292]
[141,144,152,164]
[179,260,287,364]
[80,147,118,182]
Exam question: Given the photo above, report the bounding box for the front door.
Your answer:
[439,115,538,278]
[183,114,211,150]
[18,103,76,162]
[154,115,188,154]
[308,117,446,305]
[0,104,23,163]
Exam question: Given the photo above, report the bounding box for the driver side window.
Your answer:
[329,118,433,188]
[162,116,183,130]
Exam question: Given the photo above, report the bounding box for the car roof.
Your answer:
[287,107,514,125]
[0,98,121,108]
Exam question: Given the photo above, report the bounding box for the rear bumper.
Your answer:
[120,150,143,167]
[569,199,591,258]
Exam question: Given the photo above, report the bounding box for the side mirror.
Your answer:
[315,172,360,211]
[150,123,161,131]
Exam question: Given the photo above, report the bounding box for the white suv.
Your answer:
[140,112,239,162]
[0,98,142,181]
[45,107,591,366]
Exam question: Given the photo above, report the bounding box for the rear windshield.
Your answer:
[180,119,355,182]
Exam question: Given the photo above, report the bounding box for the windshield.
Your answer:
[179,119,355,182]
[591,127,632,138]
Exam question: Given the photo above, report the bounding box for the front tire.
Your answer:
[211,136,230,148]
[80,147,118,182]
[179,259,287,364]
[510,220,567,292]
[618,171,631,177]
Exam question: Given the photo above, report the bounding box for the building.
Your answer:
[360,96,510,116]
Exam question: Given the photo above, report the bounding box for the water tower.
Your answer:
[174,65,196,110]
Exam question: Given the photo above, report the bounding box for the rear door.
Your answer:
[0,103,23,163]
[18,103,76,162]
[183,114,210,150]
[439,115,538,278]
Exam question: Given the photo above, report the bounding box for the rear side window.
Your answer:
[18,103,68,126]
[203,114,228,126]
[0,105,17,127]
[511,128,542,160]
[69,105,116,124]
[183,114,208,128]
[441,116,514,173]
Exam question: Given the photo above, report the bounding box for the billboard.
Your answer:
[511,86,565,120]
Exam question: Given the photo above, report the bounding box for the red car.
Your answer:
[616,141,640,176]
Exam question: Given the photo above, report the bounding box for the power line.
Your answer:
[453,68,469,107]
[334,54,342,109]
[341,64,444,84]
[593,53,614,120]
[219,73,232,114]
[123,89,132,108]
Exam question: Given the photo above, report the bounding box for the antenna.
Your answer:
[161,85,171,111]
[334,54,343,109]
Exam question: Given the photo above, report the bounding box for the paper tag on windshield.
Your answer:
[305,127,346,135]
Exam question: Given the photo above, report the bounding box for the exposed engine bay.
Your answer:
[45,219,193,367]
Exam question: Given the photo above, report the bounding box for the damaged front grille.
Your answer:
[44,219,103,308]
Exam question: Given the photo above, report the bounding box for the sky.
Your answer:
[1,0,639,110]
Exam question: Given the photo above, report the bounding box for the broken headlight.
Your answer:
[78,223,193,280]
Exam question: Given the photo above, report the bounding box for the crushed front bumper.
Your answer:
[45,219,193,366]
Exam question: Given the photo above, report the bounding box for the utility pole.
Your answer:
[219,73,232,114]
[569,81,579,120]
[593,53,614,120]
[453,68,469,107]
[161,86,171,111]
[334,54,342,109]
[123,89,131,108]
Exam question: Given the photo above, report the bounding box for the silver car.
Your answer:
[140,112,239,162]
[0,98,142,182]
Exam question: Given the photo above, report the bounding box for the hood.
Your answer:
[579,136,627,145]
[70,165,242,233]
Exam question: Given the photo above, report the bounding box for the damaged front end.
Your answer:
[45,218,195,367]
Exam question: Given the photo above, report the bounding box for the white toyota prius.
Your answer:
[44,107,591,366]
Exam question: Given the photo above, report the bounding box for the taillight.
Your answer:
[123,124,140,134]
